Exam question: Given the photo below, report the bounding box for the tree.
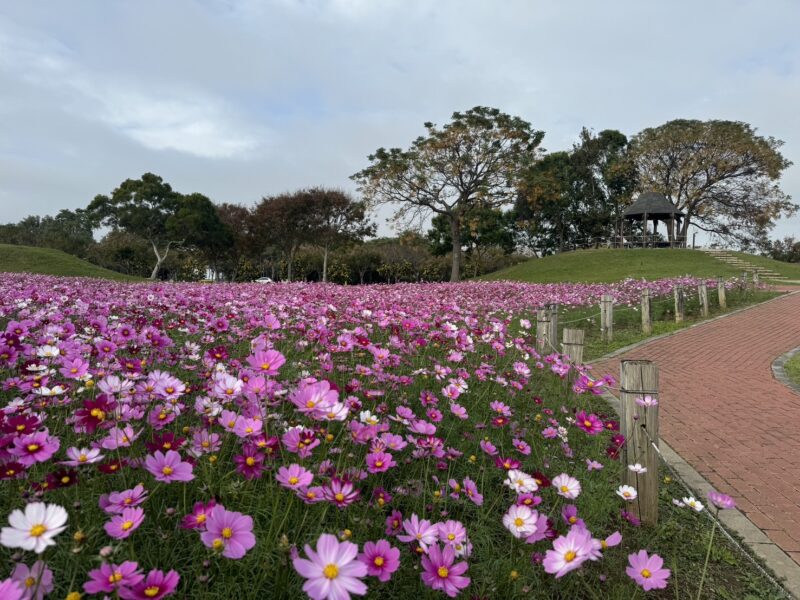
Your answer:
[303,188,375,282]
[352,106,544,281]
[630,119,796,245]
[761,236,800,263]
[87,173,184,279]
[251,192,316,282]
[174,193,234,278]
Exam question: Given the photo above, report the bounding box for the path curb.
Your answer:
[773,346,800,396]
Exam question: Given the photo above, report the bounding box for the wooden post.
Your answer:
[698,282,709,317]
[535,309,550,353]
[620,360,660,526]
[561,328,585,365]
[673,285,685,323]
[600,294,614,342]
[741,271,748,291]
[753,271,759,288]
[547,303,559,353]
[717,277,727,309]
[641,289,652,335]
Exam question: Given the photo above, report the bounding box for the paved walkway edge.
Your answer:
[600,386,800,598]
[587,288,799,365]
[773,346,800,396]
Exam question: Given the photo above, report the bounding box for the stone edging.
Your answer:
[773,346,800,396]
[588,288,800,365]
[598,376,800,597]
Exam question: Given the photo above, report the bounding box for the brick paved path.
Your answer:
[594,290,800,565]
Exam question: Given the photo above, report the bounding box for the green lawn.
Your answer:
[482,248,799,284]
[0,243,141,281]
[784,352,800,386]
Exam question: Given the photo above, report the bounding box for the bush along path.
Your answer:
[594,288,800,583]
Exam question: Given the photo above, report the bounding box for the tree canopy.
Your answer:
[352,106,544,281]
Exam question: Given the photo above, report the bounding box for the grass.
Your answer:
[784,352,800,387]
[482,248,800,284]
[0,244,141,281]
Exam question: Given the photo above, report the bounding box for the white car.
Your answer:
[253,277,274,284]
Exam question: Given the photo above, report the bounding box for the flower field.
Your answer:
[0,273,775,599]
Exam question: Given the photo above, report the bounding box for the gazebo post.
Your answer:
[643,212,648,248]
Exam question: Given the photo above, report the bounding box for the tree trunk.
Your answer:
[449,215,462,282]
[287,244,297,282]
[322,244,329,283]
[150,241,170,280]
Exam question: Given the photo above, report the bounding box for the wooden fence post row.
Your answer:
[547,303,559,353]
[600,294,614,342]
[717,277,727,309]
[673,285,685,323]
[561,328,585,365]
[698,282,709,318]
[535,308,549,353]
[640,289,652,335]
[620,359,660,526]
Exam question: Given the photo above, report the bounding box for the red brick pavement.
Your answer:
[593,290,800,565]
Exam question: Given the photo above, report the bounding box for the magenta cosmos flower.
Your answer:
[0,578,24,600]
[707,490,737,510]
[293,533,368,600]
[200,505,256,559]
[104,507,145,539]
[365,451,396,474]
[10,430,60,466]
[118,569,179,600]
[575,411,604,435]
[144,450,194,483]
[420,543,470,598]
[84,561,144,595]
[358,539,400,582]
[626,550,671,591]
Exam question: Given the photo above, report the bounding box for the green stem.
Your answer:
[696,519,717,600]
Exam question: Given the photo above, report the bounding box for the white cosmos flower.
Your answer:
[1,502,68,554]
[683,497,704,512]
[359,410,379,426]
[504,469,539,494]
[616,485,638,501]
[627,463,648,474]
[36,345,60,358]
[502,504,538,538]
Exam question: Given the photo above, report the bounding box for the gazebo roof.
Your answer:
[623,192,684,219]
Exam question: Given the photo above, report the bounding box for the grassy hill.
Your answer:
[0,244,142,281]
[483,248,800,283]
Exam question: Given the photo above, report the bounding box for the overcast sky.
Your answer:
[1,0,799,239]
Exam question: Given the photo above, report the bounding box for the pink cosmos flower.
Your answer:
[398,514,438,551]
[234,446,265,480]
[561,505,585,528]
[200,505,256,559]
[61,446,103,467]
[104,507,145,539]
[84,561,144,595]
[118,568,179,600]
[543,527,595,578]
[575,411,604,435]
[365,451,396,474]
[358,539,400,582]
[10,430,60,466]
[437,520,467,546]
[11,560,53,600]
[552,474,581,499]
[144,450,194,483]
[293,533,368,600]
[181,500,217,530]
[101,484,148,514]
[385,510,403,537]
[246,349,286,376]
[276,464,314,490]
[323,478,360,508]
[420,543,471,597]
[707,490,737,510]
[626,550,671,591]
[585,459,604,471]
[463,478,483,506]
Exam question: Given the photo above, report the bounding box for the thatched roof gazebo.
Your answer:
[620,192,685,248]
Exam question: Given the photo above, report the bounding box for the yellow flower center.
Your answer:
[323,564,339,579]
[227,420,236,427]
[222,527,233,539]
[109,571,123,583]
[306,491,316,499]
[560,485,569,493]
[27,444,40,453]
[641,568,652,578]
[514,517,524,527]
[569,516,577,524]
[16,424,25,431]
[212,538,224,549]
[29,523,47,537]
[335,493,345,502]
[162,466,173,476]
[246,457,256,466]
[261,363,271,371]
[66,592,81,600]
[163,442,171,449]
[24,576,35,588]
[121,520,134,531]
[564,550,577,562]
[374,556,384,566]
[584,420,592,428]
[375,461,383,468]
[144,586,160,597]
[600,540,608,550]
[158,412,167,420]
[197,514,206,524]
[447,533,456,541]
[61,476,70,484]
[78,454,88,462]
[201,441,210,448]
[437,566,449,578]
[90,408,105,420]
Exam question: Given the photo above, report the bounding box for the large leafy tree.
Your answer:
[630,119,796,245]
[352,106,544,281]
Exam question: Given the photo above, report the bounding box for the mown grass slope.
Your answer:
[483,248,800,283]
[0,244,141,281]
